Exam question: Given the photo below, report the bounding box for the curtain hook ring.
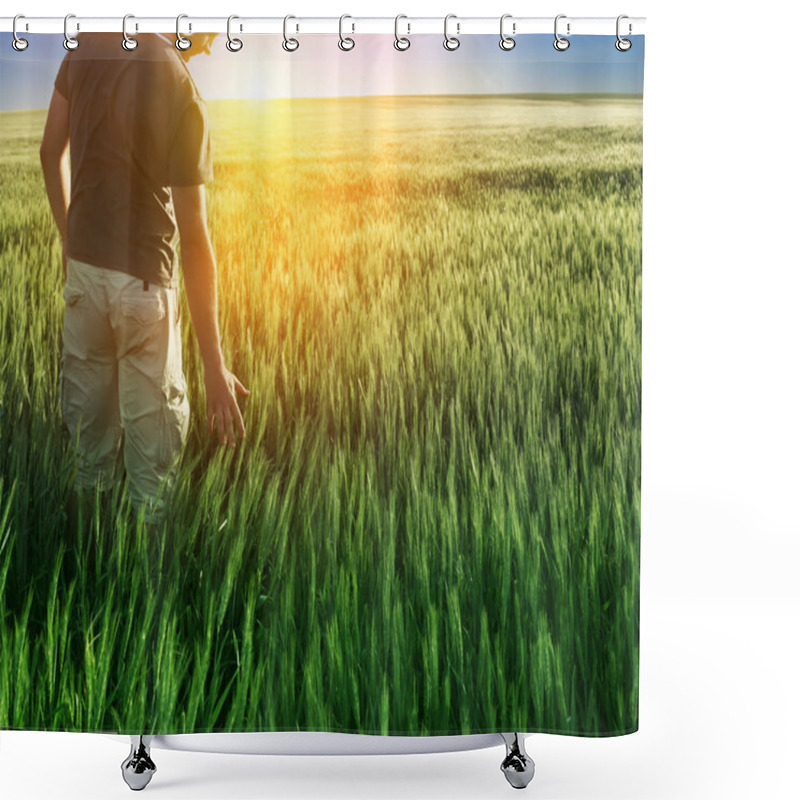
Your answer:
[554,14,570,51]
[394,14,410,51]
[176,13,192,51]
[64,13,79,51]
[282,14,299,51]
[339,14,355,51]
[615,14,632,51]
[12,14,29,51]
[499,14,516,51]
[227,15,243,51]
[443,13,460,51]
[122,14,138,51]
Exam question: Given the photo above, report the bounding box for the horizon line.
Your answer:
[1,90,644,114]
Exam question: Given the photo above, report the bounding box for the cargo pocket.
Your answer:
[119,286,169,357]
[121,289,167,326]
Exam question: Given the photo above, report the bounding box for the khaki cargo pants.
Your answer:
[60,257,190,525]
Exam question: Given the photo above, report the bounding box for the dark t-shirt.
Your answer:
[54,32,212,287]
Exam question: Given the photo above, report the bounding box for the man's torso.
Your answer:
[55,33,212,287]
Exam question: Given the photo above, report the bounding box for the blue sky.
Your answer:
[0,33,644,111]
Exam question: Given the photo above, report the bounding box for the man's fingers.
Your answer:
[224,407,235,447]
[233,375,250,396]
[217,411,228,445]
[209,409,226,444]
[224,377,246,441]
[207,373,248,446]
[231,400,245,439]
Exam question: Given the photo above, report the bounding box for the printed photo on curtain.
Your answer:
[0,20,644,761]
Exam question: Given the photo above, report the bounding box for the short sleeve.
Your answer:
[167,97,213,187]
[54,54,70,100]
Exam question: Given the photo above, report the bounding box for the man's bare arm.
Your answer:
[173,184,250,446]
[39,89,70,278]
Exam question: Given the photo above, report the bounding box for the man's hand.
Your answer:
[204,363,250,446]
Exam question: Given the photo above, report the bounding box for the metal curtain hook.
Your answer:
[499,14,516,51]
[122,14,138,51]
[64,13,79,50]
[615,14,632,51]
[176,14,191,51]
[227,15,243,51]
[282,15,299,51]
[12,14,29,51]
[394,14,410,51]
[339,14,355,51]
[443,13,460,51]
[554,14,570,51]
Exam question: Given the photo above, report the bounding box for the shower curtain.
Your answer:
[0,26,644,738]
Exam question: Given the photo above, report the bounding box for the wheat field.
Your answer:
[0,94,642,736]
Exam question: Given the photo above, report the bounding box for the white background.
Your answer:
[2,1,799,798]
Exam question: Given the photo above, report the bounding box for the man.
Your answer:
[39,31,248,527]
